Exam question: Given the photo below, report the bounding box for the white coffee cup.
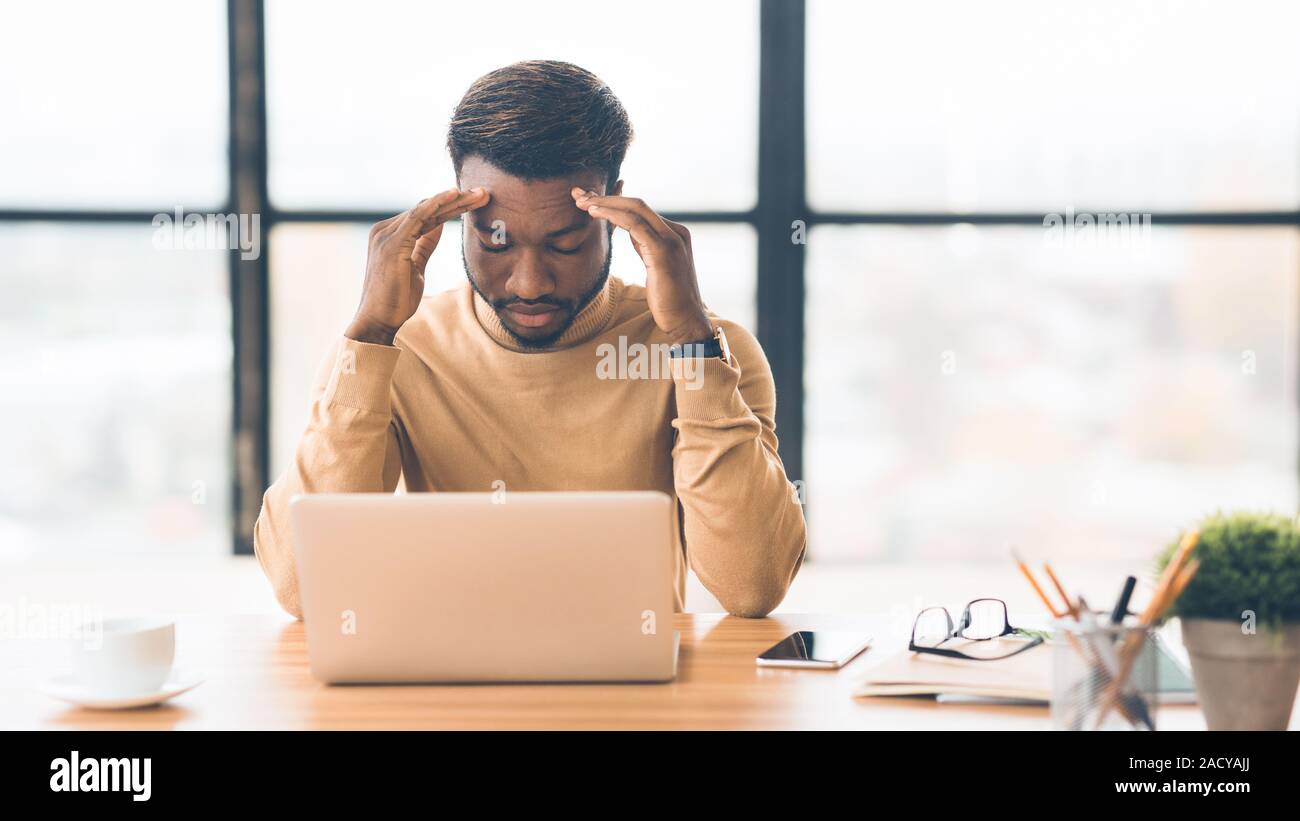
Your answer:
[70,617,175,696]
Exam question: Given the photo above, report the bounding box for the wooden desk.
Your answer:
[0,558,1285,729]
[3,614,1224,731]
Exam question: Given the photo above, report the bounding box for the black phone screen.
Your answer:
[757,631,871,665]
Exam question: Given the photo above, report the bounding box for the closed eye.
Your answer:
[550,244,584,256]
[478,241,510,254]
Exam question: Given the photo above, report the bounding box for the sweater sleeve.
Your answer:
[253,336,405,619]
[670,322,808,617]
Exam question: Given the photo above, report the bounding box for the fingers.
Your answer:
[410,223,445,275]
[413,187,490,234]
[571,188,677,242]
[381,189,458,240]
[389,187,490,243]
[369,213,402,238]
[586,202,664,252]
[661,218,691,246]
[571,188,683,255]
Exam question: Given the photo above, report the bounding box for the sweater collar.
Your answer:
[472,276,623,353]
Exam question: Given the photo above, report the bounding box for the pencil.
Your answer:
[1140,529,1200,623]
[1163,559,1201,618]
[1043,562,1077,619]
[1011,548,1062,619]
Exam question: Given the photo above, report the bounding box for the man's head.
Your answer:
[448,60,633,348]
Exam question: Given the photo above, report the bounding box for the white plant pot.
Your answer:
[1179,618,1300,731]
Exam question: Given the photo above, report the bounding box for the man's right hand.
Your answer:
[345,187,491,346]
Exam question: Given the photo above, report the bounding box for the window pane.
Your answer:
[265,0,757,211]
[0,2,228,209]
[805,225,1298,561]
[0,224,231,557]
[807,0,1300,211]
[270,221,755,477]
[270,223,368,481]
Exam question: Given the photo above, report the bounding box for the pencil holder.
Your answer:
[1050,619,1159,731]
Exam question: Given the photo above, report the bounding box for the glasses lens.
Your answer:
[960,599,1009,640]
[912,607,952,648]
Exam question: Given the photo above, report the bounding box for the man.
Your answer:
[254,60,806,619]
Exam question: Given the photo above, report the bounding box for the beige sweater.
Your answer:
[253,276,807,619]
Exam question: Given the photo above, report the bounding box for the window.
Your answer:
[265,0,759,211]
[0,1,231,558]
[0,2,228,210]
[807,0,1300,212]
[7,0,1297,565]
[804,0,1300,561]
[0,224,231,558]
[806,225,1298,561]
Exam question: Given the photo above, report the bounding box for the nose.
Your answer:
[505,248,556,302]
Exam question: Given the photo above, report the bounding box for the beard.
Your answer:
[462,239,613,349]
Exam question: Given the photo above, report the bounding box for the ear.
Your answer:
[610,178,624,196]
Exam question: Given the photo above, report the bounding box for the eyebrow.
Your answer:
[471,217,590,239]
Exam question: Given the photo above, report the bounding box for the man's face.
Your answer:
[458,156,618,348]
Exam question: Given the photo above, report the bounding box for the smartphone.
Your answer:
[756,631,872,669]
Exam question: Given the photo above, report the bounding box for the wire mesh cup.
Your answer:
[1050,619,1159,731]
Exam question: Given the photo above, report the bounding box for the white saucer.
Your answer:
[41,671,203,710]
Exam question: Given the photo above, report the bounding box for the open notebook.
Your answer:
[852,642,1051,701]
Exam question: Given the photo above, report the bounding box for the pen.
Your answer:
[1109,576,1136,625]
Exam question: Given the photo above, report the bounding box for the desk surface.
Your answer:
[0,612,1220,730]
[0,558,1290,730]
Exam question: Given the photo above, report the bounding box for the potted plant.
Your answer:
[1157,511,1300,730]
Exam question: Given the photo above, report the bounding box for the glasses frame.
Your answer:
[908,597,1044,661]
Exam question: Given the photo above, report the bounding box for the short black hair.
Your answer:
[447,60,633,187]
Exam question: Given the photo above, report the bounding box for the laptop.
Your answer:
[288,491,679,684]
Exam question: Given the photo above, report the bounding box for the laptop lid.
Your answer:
[289,491,677,683]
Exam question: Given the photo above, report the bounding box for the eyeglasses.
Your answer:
[909,598,1044,661]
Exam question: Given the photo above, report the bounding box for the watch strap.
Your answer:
[669,336,724,358]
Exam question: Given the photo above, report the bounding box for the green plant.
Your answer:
[1156,511,1300,629]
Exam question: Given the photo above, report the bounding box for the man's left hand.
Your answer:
[571,187,713,346]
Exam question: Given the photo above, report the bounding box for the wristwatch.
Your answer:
[669,324,730,360]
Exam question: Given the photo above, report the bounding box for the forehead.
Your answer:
[459,156,606,235]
